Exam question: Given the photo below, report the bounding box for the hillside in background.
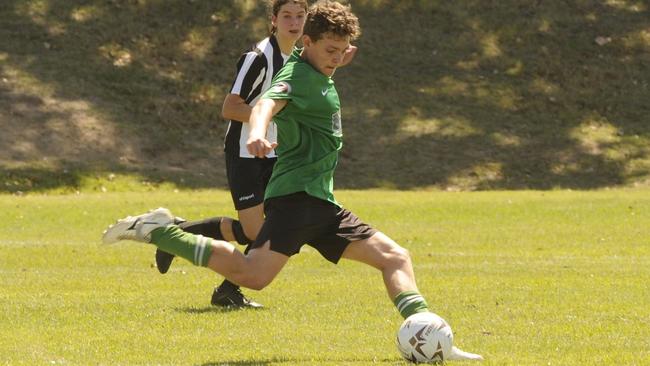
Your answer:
[1,0,649,193]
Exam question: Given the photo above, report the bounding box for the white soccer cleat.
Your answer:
[448,346,484,361]
[102,207,174,244]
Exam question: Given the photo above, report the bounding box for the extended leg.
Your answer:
[341,231,428,318]
[155,216,250,274]
[102,208,287,291]
[341,232,483,361]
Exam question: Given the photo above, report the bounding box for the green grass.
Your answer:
[1,189,649,365]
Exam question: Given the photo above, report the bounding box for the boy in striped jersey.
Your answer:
[104,1,481,360]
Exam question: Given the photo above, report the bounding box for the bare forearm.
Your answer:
[223,104,252,123]
[249,99,275,135]
[247,98,287,157]
[222,94,253,123]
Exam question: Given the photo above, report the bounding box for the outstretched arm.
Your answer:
[247,98,287,158]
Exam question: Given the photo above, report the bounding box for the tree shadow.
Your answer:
[336,0,649,189]
[0,0,266,190]
[1,0,648,191]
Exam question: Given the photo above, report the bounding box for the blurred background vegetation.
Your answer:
[0,0,648,193]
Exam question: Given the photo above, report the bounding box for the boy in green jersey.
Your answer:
[103,1,482,361]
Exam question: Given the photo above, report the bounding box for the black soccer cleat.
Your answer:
[155,249,175,274]
[211,285,263,309]
[153,216,187,274]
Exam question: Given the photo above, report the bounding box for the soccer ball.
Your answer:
[396,312,454,363]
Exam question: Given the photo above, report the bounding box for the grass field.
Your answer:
[1,189,649,365]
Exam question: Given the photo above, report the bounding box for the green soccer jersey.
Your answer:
[261,49,343,206]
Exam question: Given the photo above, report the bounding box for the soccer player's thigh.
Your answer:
[341,232,416,299]
[319,207,389,268]
[244,196,313,289]
[341,231,405,270]
[240,241,290,289]
[310,208,393,266]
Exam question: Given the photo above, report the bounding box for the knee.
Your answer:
[237,272,273,291]
[385,244,412,269]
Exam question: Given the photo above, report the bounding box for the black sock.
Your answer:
[232,220,253,245]
[179,217,254,246]
[218,279,239,292]
[178,217,225,240]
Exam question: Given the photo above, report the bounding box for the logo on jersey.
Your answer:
[271,81,291,94]
[321,87,329,96]
[331,110,342,137]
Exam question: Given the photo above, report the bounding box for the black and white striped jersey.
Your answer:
[224,35,290,158]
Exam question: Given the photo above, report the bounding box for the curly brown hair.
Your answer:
[268,0,309,34]
[303,0,361,42]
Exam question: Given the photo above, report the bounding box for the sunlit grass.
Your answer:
[1,189,649,365]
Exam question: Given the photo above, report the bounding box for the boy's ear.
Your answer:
[302,34,312,47]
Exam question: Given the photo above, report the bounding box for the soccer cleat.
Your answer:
[211,285,263,309]
[102,207,174,244]
[155,249,175,274]
[153,216,185,273]
[448,346,484,361]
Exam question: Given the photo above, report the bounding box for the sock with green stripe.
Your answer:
[394,290,429,319]
[150,225,213,267]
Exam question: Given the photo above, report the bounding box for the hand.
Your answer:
[246,135,278,158]
[340,45,358,67]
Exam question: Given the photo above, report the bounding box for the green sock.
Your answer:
[150,225,213,267]
[394,290,429,319]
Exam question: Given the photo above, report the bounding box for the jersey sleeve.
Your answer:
[263,80,293,100]
[262,64,308,110]
[229,51,268,102]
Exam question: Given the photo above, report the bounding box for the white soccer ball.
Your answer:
[396,312,454,363]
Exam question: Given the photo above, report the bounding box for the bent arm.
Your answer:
[221,94,252,122]
[247,98,287,158]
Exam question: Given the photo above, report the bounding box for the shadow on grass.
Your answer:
[199,361,276,366]
[0,164,219,193]
[177,306,268,315]
[198,356,400,366]
[0,166,83,193]
[1,1,648,192]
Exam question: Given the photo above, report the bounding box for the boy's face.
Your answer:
[302,33,351,77]
[272,3,307,44]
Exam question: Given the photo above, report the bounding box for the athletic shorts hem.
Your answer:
[253,192,377,264]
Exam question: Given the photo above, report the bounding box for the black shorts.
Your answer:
[225,153,276,210]
[253,192,378,263]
